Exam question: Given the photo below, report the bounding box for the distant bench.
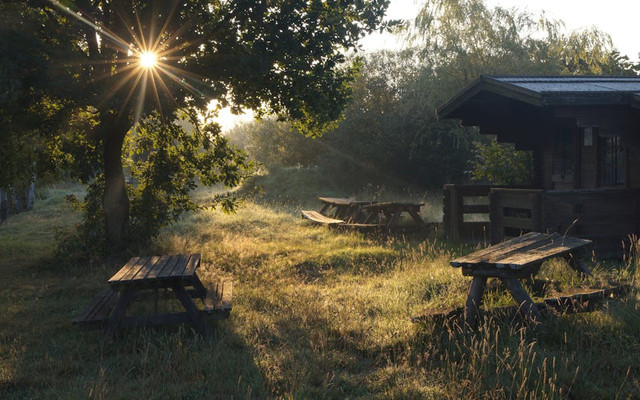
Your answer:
[301,210,344,225]
[302,197,426,231]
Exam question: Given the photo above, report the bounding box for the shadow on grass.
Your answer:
[0,259,267,399]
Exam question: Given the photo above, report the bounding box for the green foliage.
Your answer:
[470,140,533,185]
[228,118,323,167]
[59,111,254,255]
[125,112,253,245]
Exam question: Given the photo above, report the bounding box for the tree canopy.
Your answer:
[1,0,390,249]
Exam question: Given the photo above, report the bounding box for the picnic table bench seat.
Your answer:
[73,288,119,330]
[203,281,233,318]
[73,280,233,331]
[73,254,233,339]
[301,210,344,225]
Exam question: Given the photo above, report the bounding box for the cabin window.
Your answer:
[598,135,625,186]
[552,130,575,180]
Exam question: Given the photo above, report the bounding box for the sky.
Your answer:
[218,0,639,131]
[361,0,639,61]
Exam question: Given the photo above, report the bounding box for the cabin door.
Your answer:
[551,127,577,189]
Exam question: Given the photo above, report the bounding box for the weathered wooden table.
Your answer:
[450,232,592,327]
[361,202,425,230]
[318,197,377,222]
[73,254,232,341]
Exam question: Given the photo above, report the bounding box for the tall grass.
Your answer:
[0,179,638,398]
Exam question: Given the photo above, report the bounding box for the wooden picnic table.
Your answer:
[361,202,425,230]
[73,254,231,341]
[318,197,377,222]
[450,232,592,327]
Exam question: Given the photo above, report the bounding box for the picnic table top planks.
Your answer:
[108,254,201,289]
[450,232,592,270]
[318,197,376,206]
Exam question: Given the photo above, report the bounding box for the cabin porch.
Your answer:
[443,184,640,256]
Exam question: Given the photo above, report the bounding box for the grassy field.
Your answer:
[1,180,639,399]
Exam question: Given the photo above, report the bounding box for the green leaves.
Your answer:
[470,140,533,186]
[121,111,254,246]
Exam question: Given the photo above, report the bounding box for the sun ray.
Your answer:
[133,71,149,126]
[96,67,142,109]
[134,11,149,53]
[151,2,180,52]
[120,69,147,118]
[152,68,182,111]
[155,65,204,99]
[148,69,164,114]
[90,62,140,84]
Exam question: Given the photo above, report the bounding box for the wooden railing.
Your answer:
[444,185,640,255]
[489,188,544,243]
[443,184,491,243]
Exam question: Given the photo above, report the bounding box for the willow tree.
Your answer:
[4,0,390,247]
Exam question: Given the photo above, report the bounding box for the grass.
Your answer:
[1,178,639,399]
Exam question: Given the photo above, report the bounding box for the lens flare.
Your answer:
[139,51,158,69]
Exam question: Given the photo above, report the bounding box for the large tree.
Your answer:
[3,0,390,246]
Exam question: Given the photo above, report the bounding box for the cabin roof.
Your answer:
[438,75,640,120]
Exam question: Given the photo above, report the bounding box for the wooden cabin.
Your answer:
[438,75,640,255]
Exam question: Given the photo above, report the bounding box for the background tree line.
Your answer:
[231,0,639,193]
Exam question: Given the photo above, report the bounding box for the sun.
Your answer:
[139,51,158,69]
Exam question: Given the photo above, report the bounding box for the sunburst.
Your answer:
[138,51,158,69]
[49,0,209,125]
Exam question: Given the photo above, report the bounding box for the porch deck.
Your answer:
[443,184,640,256]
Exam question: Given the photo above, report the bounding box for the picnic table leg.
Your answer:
[386,208,402,230]
[464,276,487,329]
[501,277,542,321]
[191,274,208,300]
[408,207,425,226]
[103,287,135,344]
[172,283,208,336]
[320,204,329,215]
[348,204,362,223]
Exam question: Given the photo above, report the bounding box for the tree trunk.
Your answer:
[0,190,8,224]
[103,117,130,247]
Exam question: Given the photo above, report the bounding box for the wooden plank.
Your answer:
[73,288,117,327]
[157,255,186,279]
[413,285,630,324]
[107,257,141,284]
[203,281,233,313]
[221,281,233,312]
[172,283,208,335]
[462,264,540,279]
[464,276,487,329]
[496,236,591,268]
[301,210,344,225]
[131,255,161,281]
[141,254,172,280]
[167,254,191,278]
[318,197,354,206]
[118,257,152,283]
[451,232,549,266]
[501,277,542,320]
[453,233,591,269]
[103,287,136,343]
